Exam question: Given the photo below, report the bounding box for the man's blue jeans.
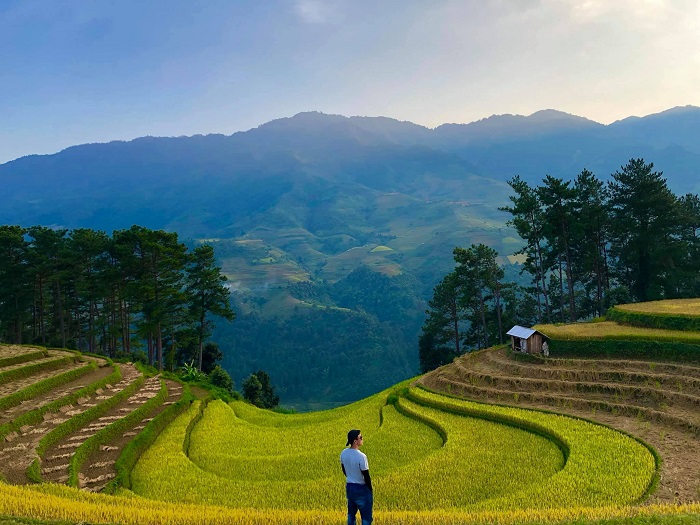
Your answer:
[346,482,373,525]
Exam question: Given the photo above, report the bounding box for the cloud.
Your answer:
[294,0,334,24]
[564,0,674,28]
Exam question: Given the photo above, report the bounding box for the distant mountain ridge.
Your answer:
[1,104,699,240]
[3,105,699,234]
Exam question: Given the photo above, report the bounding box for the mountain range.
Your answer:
[3,105,699,233]
[2,105,700,408]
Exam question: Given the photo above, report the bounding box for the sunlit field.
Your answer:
[614,299,700,317]
[130,385,654,512]
[536,321,700,343]
[0,344,689,525]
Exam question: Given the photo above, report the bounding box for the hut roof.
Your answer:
[506,325,538,339]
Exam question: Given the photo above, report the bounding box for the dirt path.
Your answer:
[420,347,700,503]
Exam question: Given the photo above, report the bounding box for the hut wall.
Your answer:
[528,333,544,354]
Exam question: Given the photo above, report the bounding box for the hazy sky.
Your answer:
[1,0,699,163]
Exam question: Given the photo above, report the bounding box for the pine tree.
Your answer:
[185,245,235,371]
[0,226,31,343]
[538,176,577,321]
[572,170,610,317]
[26,226,69,346]
[500,176,551,322]
[608,159,681,301]
[420,271,464,370]
[454,244,504,349]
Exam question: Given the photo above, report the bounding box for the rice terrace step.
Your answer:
[3,297,700,525]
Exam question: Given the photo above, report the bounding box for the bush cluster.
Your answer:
[549,338,700,361]
[607,306,700,332]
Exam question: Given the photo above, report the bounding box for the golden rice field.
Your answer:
[614,299,700,316]
[0,383,678,525]
[3,481,700,525]
[1,340,695,525]
[126,385,655,513]
[535,321,700,343]
[0,382,668,525]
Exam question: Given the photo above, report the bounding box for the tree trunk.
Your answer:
[56,280,66,348]
[495,281,503,344]
[478,288,488,349]
[14,296,22,344]
[563,245,576,321]
[157,322,163,371]
[558,258,565,323]
[534,239,551,322]
[451,294,460,356]
[39,274,45,345]
[197,312,206,371]
[89,299,95,353]
[170,329,177,372]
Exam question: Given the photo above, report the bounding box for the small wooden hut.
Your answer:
[506,325,548,355]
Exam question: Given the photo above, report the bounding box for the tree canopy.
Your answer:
[422,158,700,372]
[0,225,234,371]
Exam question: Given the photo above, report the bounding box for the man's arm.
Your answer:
[341,463,347,476]
[361,469,372,492]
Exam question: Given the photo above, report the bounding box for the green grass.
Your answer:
[0,350,47,368]
[0,355,79,384]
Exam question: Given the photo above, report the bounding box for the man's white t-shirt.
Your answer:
[340,448,369,485]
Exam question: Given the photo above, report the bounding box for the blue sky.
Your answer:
[1,0,699,163]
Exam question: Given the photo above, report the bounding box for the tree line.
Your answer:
[420,158,700,371]
[0,225,234,370]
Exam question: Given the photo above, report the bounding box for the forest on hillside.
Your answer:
[215,266,424,406]
[420,159,700,371]
[0,225,233,371]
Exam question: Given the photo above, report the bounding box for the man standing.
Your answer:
[340,429,373,525]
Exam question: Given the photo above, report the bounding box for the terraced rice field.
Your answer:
[420,346,700,501]
[534,321,700,343]
[0,345,185,489]
[0,337,699,525]
[129,382,655,513]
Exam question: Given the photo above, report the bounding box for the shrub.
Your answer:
[180,361,207,382]
[208,365,234,394]
[607,306,700,332]
[548,339,700,360]
[242,370,279,409]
